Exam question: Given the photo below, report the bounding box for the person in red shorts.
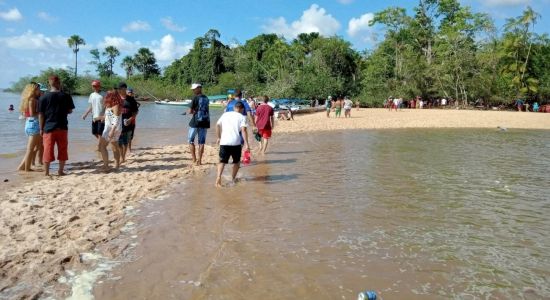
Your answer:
[38,75,75,176]
[254,95,275,154]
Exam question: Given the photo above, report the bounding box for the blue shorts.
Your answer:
[188,127,207,144]
[25,118,40,136]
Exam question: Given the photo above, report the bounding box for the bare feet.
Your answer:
[215,177,222,188]
[58,171,67,176]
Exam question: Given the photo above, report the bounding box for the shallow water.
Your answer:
[92,129,550,299]
[0,91,223,178]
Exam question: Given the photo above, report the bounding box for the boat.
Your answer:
[154,99,191,106]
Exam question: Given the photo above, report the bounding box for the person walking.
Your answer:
[254,95,275,154]
[188,83,210,165]
[215,101,250,187]
[226,90,256,130]
[17,82,42,171]
[326,96,332,118]
[335,96,343,118]
[117,82,139,163]
[38,75,75,176]
[97,90,122,171]
[82,80,105,150]
[344,97,353,118]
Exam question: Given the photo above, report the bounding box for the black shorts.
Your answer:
[92,120,105,136]
[219,145,242,164]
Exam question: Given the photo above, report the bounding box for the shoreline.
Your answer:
[1,108,548,298]
[0,144,217,299]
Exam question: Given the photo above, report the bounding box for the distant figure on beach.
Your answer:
[515,98,524,111]
[392,97,401,111]
[99,91,122,171]
[335,96,343,118]
[8,104,14,112]
[326,96,332,118]
[355,100,360,111]
[247,96,257,116]
[38,75,75,176]
[117,83,139,163]
[215,101,250,187]
[82,80,105,148]
[344,97,353,118]
[188,83,210,165]
[533,102,539,112]
[255,95,275,154]
[17,82,42,171]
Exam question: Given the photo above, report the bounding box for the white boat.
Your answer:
[154,99,191,106]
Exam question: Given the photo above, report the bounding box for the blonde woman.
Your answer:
[18,82,42,171]
[98,91,122,171]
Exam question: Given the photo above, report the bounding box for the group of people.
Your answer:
[16,76,139,175]
[17,77,277,187]
[16,76,74,175]
[515,99,541,112]
[325,96,356,118]
[81,81,140,172]
[186,85,275,187]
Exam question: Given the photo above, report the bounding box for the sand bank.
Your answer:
[274,108,550,133]
[0,144,217,299]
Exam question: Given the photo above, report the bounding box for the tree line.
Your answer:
[7,0,550,107]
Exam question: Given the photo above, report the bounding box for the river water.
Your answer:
[0,91,223,180]
[93,129,550,299]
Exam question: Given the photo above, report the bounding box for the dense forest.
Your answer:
[8,0,550,107]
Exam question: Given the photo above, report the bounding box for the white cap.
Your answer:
[191,83,202,90]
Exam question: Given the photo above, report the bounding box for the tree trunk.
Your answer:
[74,52,78,78]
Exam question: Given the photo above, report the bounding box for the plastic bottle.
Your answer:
[357,290,377,300]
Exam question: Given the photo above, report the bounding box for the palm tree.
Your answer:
[103,46,120,77]
[67,35,86,78]
[121,56,135,79]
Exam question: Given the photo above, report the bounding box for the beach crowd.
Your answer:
[14,75,276,188]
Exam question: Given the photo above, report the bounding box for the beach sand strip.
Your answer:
[0,144,216,299]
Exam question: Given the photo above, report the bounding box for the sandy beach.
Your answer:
[276,108,550,132]
[0,145,217,299]
[1,108,549,298]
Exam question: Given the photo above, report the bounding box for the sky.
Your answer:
[0,0,549,88]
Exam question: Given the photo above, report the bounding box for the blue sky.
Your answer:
[0,0,549,88]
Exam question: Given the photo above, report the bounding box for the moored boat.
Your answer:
[154,99,191,106]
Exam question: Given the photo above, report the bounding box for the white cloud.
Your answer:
[347,13,377,44]
[37,11,57,22]
[0,30,67,50]
[482,0,530,6]
[122,20,151,32]
[97,36,141,52]
[151,34,191,61]
[0,7,22,21]
[161,17,185,32]
[0,32,72,87]
[262,4,341,39]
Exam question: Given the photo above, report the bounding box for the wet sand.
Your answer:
[1,108,549,299]
[275,108,550,133]
[0,145,217,299]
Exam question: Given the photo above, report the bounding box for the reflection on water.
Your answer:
[94,129,550,299]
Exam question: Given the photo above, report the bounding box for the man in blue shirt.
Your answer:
[225,89,256,130]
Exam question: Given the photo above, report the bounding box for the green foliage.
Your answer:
[9,3,550,106]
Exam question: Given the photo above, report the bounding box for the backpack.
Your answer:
[196,95,210,122]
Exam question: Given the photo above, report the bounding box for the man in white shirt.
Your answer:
[215,101,250,187]
[82,80,105,142]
